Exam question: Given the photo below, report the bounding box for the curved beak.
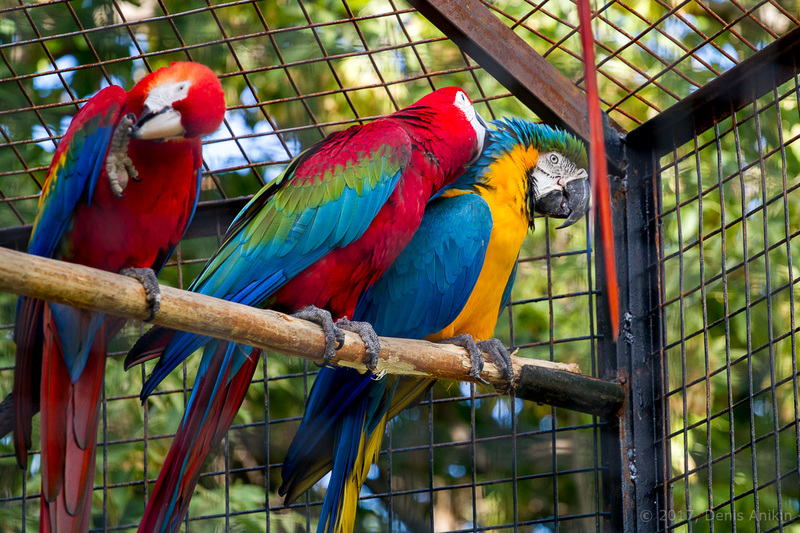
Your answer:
[535,177,591,229]
[130,105,185,140]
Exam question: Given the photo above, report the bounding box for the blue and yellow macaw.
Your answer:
[279,117,590,533]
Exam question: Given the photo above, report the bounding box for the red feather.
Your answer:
[139,345,260,532]
[39,304,105,532]
[4,62,226,533]
[10,297,44,468]
[578,0,620,340]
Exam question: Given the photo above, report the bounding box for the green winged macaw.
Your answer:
[0,62,225,532]
[279,118,590,533]
[122,87,488,532]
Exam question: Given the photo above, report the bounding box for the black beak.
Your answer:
[535,178,591,229]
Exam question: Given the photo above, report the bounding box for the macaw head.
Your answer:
[464,118,590,229]
[128,62,225,141]
[395,87,488,176]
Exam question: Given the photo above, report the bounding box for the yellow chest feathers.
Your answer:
[427,145,538,341]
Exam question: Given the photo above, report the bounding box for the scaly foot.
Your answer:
[121,267,160,321]
[476,338,514,391]
[335,317,381,373]
[106,113,139,198]
[292,305,345,366]
[437,334,490,385]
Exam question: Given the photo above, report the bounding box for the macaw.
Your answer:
[122,86,487,532]
[279,118,590,533]
[0,62,225,533]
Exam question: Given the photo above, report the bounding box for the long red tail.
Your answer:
[577,0,619,340]
[139,343,260,533]
[40,304,105,533]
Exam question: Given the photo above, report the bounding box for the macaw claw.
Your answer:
[335,317,381,373]
[106,113,139,198]
[437,333,490,386]
[476,338,514,391]
[292,305,345,366]
[121,267,160,321]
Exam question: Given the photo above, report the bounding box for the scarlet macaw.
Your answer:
[279,118,590,533]
[0,62,225,533]
[123,87,487,532]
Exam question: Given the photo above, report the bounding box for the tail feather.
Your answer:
[12,297,44,468]
[124,325,176,370]
[0,395,14,440]
[320,406,387,533]
[41,308,69,503]
[40,490,93,533]
[281,369,435,532]
[386,377,434,420]
[318,376,432,533]
[138,343,259,533]
[279,367,385,504]
[40,304,105,532]
[71,338,105,450]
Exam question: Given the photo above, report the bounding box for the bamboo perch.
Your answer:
[0,246,625,418]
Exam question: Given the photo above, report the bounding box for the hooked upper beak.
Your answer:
[535,174,591,229]
[130,105,185,140]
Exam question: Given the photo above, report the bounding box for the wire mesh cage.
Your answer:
[652,69,800,531]
[0,0,799,532]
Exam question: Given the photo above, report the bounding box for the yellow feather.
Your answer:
[327,145,541,532]
[333,414,387,533]
[429,144,538,341]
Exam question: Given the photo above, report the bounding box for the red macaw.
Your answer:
[279,118,590,533]
[1,62,225,533]
[123,86,487,532]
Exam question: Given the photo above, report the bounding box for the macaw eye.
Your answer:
[549,153,560,164]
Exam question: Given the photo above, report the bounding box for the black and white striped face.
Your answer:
[530,152,588,198]
[528,151,590,228]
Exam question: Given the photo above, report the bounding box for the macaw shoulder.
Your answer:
[288,120,413,188]
[56,86,127,158]
[42,86,128,196]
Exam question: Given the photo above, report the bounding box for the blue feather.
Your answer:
[139,139,408,398]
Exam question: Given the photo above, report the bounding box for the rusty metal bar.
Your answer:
[627,23,800,156]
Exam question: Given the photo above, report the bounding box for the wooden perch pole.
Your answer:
[0,246,624,419]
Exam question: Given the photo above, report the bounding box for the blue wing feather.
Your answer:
[28,86,126,260]
[498,258,518,317]
[140,123,412,398]
[353,193,493,339]
[26,86,127,380]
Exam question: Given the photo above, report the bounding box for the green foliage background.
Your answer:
[0,1,798,532]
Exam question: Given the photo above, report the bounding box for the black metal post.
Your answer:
[598,138,664,532]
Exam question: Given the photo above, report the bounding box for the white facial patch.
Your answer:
[134,80,193,140]
[144,80,192,111]
[530,152,589,199]
[453,90,486,155]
